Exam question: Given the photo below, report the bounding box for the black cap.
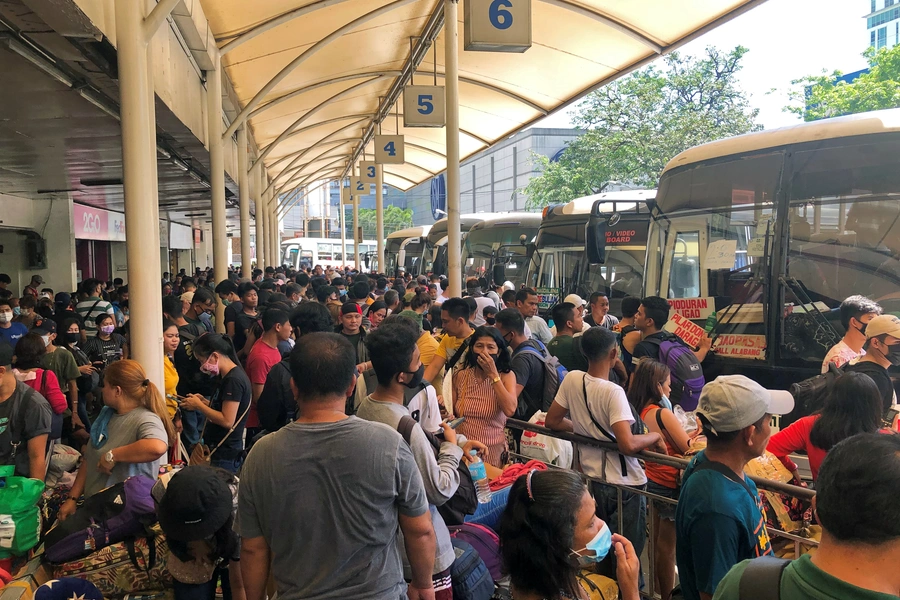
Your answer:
[157,466,233,542]
[0,344,13,368]
[34,319,56,334]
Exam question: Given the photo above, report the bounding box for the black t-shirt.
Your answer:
[340,332,363,363]
[82,334,126,366]
[511,340,547,419]
[845,361,896,413]
[204,368,252,460]
[223,302,243,328]
[174,323,216,397]
[257,360,294,432]
[233,310,258,354]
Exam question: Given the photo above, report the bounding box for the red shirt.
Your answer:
[16,368,67,414]
[245,339,283,428]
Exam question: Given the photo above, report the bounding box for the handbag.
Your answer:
[190,401,252,467]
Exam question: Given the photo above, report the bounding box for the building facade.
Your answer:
[867,0,900,49]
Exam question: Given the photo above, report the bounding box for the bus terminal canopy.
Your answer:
[207,0,765,198]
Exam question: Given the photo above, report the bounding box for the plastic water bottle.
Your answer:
[468,450,492,504]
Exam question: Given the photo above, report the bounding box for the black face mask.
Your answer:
[486,317,496,326]
[854,320,867,336]
[886,343,900,366]
[65,333,80,345]
[401,364,425,389]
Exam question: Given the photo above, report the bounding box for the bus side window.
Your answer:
[669,233,700,298]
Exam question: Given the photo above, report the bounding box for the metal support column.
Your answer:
[445,0,462,298]
[238,126,251,277]
[207,55,227,332]
[269,190,279,267]
[116,0,164,389]
[376,165,385,273]
[353,163,360,270]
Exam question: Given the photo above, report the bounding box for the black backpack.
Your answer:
[789,362,842,415]
[397,415,478,525]
[738,556,790,600]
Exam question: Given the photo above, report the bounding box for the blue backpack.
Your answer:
[513,340,568,415]
[643,333,705,410]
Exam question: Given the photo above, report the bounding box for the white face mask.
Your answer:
[0,311,11,324]
[41,336,51,347]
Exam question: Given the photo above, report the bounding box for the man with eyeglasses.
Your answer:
[183,287,217,334]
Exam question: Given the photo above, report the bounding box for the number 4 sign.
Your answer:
[374,135,405,164]
[403,85,445,128]
[465,0,532,53]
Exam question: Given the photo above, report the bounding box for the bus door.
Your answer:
[661,219,709,300]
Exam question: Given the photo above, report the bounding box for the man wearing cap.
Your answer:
[22,274,43,299]
[844,314,900,415]
[0,344,52,479]
[36,320,84,432]
[183,287,217,334]
[675,375,795,600]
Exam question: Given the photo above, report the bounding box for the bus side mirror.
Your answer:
[586,223,606,264]
[364,254,370,269]
[492,264,506,287]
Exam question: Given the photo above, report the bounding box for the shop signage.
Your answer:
[667,297,714,320]
[74,204,126,242]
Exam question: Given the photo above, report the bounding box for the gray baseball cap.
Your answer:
[697,375,794,435]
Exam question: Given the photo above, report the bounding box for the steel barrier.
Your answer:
[504,419,818,600]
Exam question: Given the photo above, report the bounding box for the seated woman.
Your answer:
[58,360,173,519]
[452,326,517,467]
[499,469,639,600]
[767,371,886,482]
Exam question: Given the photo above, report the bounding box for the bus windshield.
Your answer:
[463,226,535,287]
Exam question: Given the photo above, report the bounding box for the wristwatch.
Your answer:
[492,376,501,384]
[104,450,116,465]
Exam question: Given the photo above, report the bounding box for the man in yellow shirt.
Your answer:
[423,298,474,385]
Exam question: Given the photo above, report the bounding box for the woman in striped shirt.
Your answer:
[453,326,517,467]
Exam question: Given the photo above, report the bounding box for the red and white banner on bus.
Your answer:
[712,334,766,360]
[663,313,706,348]
[667,297,714,320]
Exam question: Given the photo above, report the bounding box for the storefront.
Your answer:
[74,204,126,284]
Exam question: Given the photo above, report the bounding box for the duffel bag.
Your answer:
[449,538,494,600]
[45,476,156,564]
[0,472,45,559]
[50,525,172,598]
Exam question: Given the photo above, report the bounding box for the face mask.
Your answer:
[339,289,347,297]
[886,343,900,366]
[200,356,220,377]
[0,312,10,324]
[571,522,612,566]
[401,364,425,389]
[65,332,80,345]
[100,325,115,335]
[41,336,51,348]
[486,317,496,326]
[854,321,867,336]
[659,395,673,411]
[11,307,20,317]
[222,299,232,307]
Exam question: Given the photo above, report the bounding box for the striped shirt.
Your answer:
[453,367,508,467]
[75,297,115,337]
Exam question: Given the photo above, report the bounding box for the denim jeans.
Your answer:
[181,409,206,448]
[173,565,231,600]
[210,454,244,475]
[590,480,647,584]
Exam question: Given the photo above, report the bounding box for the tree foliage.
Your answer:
[787,45,900,121]
[346,205,414,238]
[524,46,760,209]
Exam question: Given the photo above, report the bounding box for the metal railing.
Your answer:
[504,419,818,600]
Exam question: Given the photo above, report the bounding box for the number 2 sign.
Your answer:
[403,85,445,128]
[350,177,368,197]
[374,135,405,164]
[465,0,532,53]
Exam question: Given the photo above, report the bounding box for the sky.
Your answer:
[535,0,871,130]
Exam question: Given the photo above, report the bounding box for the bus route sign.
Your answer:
[536,287,560,311]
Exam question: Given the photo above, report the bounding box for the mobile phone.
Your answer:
[445,417,466,429]
[166,394,184,405]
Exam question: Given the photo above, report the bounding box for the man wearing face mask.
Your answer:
[357,316,487,600]
[35,320,85,433]
[13,296,38,329]
[0,299,28,349]
[844,314,900,415]
[822,295,881,373]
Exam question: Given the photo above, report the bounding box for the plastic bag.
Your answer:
[675,406,698,434]
[519,411,573,468]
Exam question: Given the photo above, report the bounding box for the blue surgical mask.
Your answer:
[572,522,612,566]
[339,289,347,297]
[12,307,20,317]
[659,395,673,411]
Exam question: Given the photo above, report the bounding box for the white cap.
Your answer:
[564,293,586,307]
[180,291,194,304]
[697,375,794,435]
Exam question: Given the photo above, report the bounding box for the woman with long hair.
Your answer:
[627,359,695,600]
[452,326,517,467]
[162,319,183,438]
[58,360,173,519]
[13,333,68,420]
[768,371,886,482]
[180,334,251,474]
[499,469,640,600]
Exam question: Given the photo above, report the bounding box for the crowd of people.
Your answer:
[0,265,897,600]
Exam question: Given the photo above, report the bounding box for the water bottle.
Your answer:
[467,450,492,504]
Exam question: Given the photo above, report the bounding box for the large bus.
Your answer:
[384,226,431,277]
[463,212,542,289]
[525,190,656,315]
[281,237,378,270]
[421,214,483,277]
[642,108,900,397]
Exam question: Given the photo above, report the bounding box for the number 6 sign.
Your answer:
[465,0,532,53]
[374,135,405,164]
[403,85,445,128]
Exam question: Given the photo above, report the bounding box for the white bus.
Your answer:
[280,237,378,270]
[643,108,900,402]
[383,226,431,276]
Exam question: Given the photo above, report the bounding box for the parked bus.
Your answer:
[383,226,431,277]
[281,237,377,270]
[421,214,483,277]
[525,190,656,316]
[642,108,900,398]
[463,213,542,289]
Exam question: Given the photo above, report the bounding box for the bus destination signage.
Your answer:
[667,297,714,320]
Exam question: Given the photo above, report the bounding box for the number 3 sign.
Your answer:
[465,0,532,52]
[374,135,405,164]
[403,85,445,128]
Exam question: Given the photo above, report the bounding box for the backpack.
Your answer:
[448,523,502,582]
[513,340,568,416]
[642,333,705,411]
[397,416,478,525]
[579,374,645,478]
[789,362,842,416]
[44,476,157,563]
[449,537,495,600]
[737,556,790,600]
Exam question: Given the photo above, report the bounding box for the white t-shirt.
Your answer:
[471,296,496,326]
[406,385,443,434]
[554,371,646,486]
[821,340,864,373]
[526,316,553,344]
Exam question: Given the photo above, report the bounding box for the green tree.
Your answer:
[345,205,414,238]
[787,45,900,121]
[524,46,760,209]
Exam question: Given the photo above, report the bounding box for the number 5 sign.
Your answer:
[374,135,405,164]
[403,85,445,128]
[465,0,532,53]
